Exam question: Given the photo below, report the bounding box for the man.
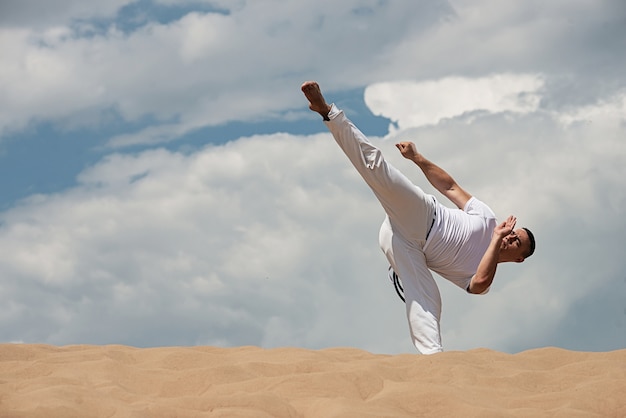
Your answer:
[301,81,535,354]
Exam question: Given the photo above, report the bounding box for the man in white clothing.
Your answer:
[301,81,536,354]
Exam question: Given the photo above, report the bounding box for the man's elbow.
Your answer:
[468,276,492,294]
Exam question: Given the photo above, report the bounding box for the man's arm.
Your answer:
[468,215,517,294]
[396,142,472,209]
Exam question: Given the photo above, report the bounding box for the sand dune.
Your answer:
[1,344,624,417]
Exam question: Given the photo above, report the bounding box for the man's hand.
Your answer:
[395,142,421,162]
[494,215,517,239]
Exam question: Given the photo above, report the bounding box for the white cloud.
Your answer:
[364,74,544,131]
[557,93,626,127]
[1,0,624,144]
[0,132,403,350]
[0,0,132,28]
[4,1,410,139]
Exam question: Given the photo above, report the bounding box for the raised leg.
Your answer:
[305,87,435,241]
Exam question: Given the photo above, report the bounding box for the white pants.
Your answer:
[325,105,443,354]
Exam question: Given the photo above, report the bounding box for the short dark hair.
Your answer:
[522,227,536,258]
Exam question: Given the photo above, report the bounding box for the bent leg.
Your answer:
[387,231,443,354]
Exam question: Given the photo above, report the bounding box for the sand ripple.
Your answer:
[1,344,624,417]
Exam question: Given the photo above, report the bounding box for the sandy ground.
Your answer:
[1,344,624,417]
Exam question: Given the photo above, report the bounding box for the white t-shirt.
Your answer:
[424,197,497,292]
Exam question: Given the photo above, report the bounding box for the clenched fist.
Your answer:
[395,141,421,161]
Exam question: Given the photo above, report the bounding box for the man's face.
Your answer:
[500,228,531,261]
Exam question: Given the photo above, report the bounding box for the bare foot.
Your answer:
[301,81,331,120]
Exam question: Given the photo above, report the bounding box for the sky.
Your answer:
[0,0,624,354]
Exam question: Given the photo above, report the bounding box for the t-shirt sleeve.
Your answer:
[463,196,497,220]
